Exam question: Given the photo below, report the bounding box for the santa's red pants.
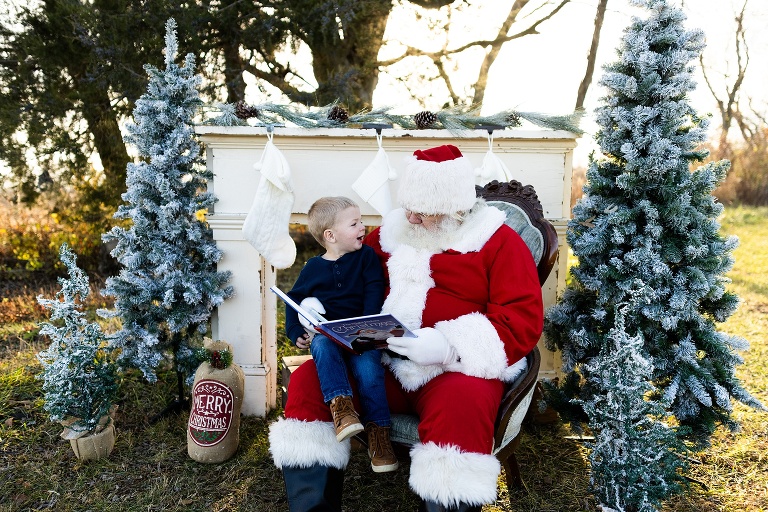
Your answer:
[285,359,504,454]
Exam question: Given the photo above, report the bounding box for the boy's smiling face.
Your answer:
[324,206,365,258]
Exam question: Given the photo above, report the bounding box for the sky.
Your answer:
[368,0,768,167]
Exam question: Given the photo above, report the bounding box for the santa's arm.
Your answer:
[439,229,543,379]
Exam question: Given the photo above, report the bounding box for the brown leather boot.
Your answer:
[329,396,364,442]
[365,423,399,473]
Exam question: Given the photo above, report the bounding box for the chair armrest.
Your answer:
[493,346,541,451]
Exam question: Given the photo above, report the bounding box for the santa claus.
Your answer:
[269,144,543,511]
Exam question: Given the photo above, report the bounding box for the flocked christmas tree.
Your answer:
[101,19,232,404]
[580,306,686,512]
[545,0,763,507]
[37,244,119,436]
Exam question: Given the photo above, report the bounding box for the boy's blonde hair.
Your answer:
[308,196,359,247]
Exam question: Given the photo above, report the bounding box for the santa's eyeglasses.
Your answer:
[404,209,440,221]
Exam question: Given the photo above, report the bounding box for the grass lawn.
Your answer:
[1,207,766,511]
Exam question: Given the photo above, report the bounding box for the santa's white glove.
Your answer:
[299,297,326,334]
[387,327,458,366]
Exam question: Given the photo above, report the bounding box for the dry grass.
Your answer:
[1,208,767,511]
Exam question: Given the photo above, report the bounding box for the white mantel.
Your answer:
[196,126,577,417]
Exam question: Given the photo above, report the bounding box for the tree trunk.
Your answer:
[80,89,130,211]
[472,0,530,107]
[221,40,247,104]
[308,2,392,110]
[575,0,608,110]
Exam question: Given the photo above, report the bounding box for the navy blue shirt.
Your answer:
[285,245,385,344]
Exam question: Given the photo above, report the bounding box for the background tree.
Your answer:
[0,0,578,214]
[100,20,232,402]
[718,111,768,205]
[0,0,176,207]
[699,0,749,154]
[544,0,762,456]
[697,0,768,206]
[378,0,572,108]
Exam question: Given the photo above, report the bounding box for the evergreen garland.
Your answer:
[100,19,233,383]
[544,0,764,507]
[195,347,233,370]
[37,244,119,435]
[204,100,585,136]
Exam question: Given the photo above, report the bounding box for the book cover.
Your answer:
[270,286,416,355]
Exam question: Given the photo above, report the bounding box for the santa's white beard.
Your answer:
[401,215,463,251]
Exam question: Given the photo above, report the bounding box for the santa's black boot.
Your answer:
[282,464,344,512]
[418,499,482,512]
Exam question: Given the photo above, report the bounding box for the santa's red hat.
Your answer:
[397,144,476,215]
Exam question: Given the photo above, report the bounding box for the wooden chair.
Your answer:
[280,179,559,490]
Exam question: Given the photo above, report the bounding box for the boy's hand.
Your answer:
[296,333,312,350]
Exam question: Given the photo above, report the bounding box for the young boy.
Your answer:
[285,196,398,473]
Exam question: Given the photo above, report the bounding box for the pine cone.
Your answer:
[327,105,349,123]
[234,100,259,120]
[414,110,437,129]
[506,112,521,127]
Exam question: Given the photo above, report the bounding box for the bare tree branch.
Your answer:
[472,0,528,106]
[699,0,750,149]
[377,1,570,68]
[575,0,608,110]
[242,61,314,105]
[434,9,460,106]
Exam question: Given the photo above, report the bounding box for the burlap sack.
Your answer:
[69,422,116,461]
[187,340,245,463]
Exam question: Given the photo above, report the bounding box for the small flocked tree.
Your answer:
[101,19,232,399]
[581,307,686,512]
[37,244,119,436]
[544,0,763,507]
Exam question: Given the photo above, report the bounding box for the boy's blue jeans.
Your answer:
[310,333,391,427]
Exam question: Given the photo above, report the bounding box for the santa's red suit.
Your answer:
[269,145,543,510]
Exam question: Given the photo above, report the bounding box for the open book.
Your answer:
[271,286,417,355]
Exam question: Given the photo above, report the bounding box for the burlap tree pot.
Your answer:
[187,339,245,463]
[61,405,118,461]
[69,422,116,460]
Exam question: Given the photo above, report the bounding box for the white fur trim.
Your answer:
[268,418,350,469]
[398,155,476,215]
[448,205,505,253]
[409,442,500,507]
[439,313,509,380]
[382,352,445,392]
[379,233,440,391]
[500,356,528,383]
[377,204,509,390]
[380,244,433,331]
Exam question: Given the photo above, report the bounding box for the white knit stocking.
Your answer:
[242,132,296,269]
